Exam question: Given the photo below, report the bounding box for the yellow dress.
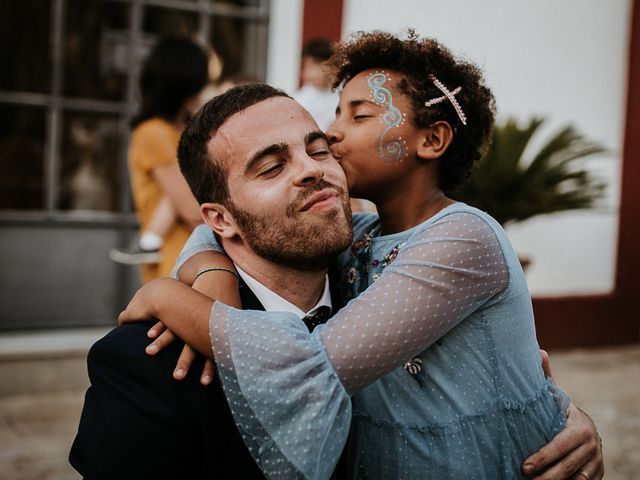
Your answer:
[128,118,191,283]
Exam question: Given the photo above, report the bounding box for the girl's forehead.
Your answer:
[339,69,412,114]
[343,69,404,97]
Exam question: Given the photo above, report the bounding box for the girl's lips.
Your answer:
[330,148,346,161]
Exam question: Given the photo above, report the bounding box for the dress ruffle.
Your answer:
[210,302,351,479]
[347,380,569,479]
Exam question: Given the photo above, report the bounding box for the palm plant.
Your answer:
[454,117,607,226]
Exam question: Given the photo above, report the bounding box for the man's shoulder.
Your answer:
[90,322,156,362]
[72,323,223,479]
[87,322,190,382]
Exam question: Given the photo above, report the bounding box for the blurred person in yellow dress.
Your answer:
[111,37,209,283]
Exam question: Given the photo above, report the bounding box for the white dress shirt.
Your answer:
[235,265,332,319]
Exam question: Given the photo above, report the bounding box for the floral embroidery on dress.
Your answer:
[346,232,404,285]
[343,233,402,292]
[350,233,373,256]
[344,233,373,292]
[372,245,400,269]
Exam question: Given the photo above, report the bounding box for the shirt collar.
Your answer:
[235,265,332,319]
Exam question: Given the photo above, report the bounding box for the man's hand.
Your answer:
[521,403,604,479]
[541,349,556,384]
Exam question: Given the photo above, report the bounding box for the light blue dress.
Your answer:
[174,203,569,480]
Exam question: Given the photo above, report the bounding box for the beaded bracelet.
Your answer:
[194,267,240,283]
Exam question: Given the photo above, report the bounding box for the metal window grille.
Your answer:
[0,0,269,226]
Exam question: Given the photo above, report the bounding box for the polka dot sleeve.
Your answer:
[170,224,221,279]
[320,212,509,394]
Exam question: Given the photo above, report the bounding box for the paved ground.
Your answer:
[547,345,640,480]
[0,343,638,480]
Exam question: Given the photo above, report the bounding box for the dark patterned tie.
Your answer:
[302,306,332,332]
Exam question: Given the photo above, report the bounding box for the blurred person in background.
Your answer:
[216,71,259,94]
[110,37,208,282]
[293,37,339,132]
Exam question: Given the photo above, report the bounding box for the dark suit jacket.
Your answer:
[69,282,266,479]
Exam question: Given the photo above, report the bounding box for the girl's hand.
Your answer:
[146,321,173,355]
[118,280,164,325]
[173,344,216,385]
[119,277,214,360]
[147,321,216,385]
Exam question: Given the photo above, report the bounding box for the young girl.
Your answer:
[122,32,596,479]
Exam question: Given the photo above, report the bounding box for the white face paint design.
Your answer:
[367,71,408,162]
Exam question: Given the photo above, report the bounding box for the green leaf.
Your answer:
[454,117,607,225]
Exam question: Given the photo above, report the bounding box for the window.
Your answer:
[0,0,269,218]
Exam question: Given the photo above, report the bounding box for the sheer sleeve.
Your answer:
[171,224,224,278]
[208,212,510,478]
[320,212,509,393]
[210,307,352,479]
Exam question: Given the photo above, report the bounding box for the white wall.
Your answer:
[341,0,632,296]
[266,0,304,94]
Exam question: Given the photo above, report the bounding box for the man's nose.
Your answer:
[293,153,324,187]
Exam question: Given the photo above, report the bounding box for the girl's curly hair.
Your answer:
[328,30,496,192]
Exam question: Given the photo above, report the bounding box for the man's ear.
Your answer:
[416,121,454,161]
[201,203,238,239]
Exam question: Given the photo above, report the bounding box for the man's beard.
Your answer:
[227,180,353,272]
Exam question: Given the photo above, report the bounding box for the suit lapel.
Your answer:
[238,279,265,311]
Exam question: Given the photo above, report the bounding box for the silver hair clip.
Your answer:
[424,75,467,126]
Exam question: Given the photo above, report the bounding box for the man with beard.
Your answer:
[69,84,353,479]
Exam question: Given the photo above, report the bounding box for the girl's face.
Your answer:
[327,69,420,199]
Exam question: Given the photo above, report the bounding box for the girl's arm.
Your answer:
[172,223,226,282]
[145,251,240,344]
[126,212,508,392]
[311,212,509,393]
[145,225,240,383]
[120,278,216,359]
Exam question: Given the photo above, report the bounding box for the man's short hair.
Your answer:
[178,83,290,205]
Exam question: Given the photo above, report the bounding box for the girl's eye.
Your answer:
[354,115,371,120]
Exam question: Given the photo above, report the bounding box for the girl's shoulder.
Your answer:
[351,212,380,240]
[410,202,506,241]
[403,203,521,275]
[350,203,509,254]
